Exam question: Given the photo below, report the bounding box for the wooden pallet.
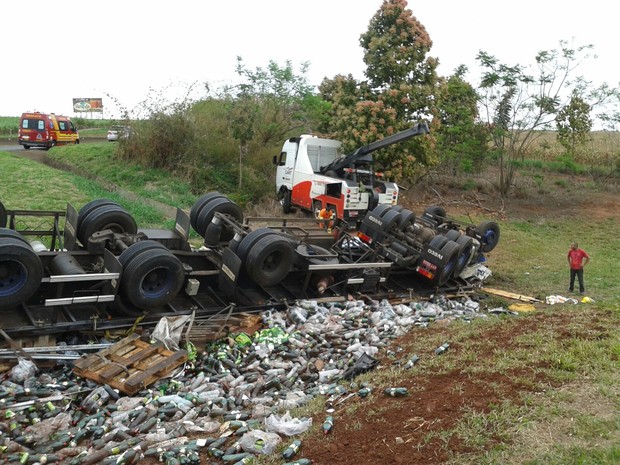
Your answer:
[73,334,188,395]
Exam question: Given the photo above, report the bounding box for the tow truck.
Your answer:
[274,123,429,223]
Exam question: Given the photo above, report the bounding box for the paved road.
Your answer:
[0,143,26,152]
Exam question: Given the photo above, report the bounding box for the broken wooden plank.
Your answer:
[480,287,542,303]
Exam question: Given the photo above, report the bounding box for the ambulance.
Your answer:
[18,112,79,150]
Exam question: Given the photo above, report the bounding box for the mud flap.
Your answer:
[219,248,242,298]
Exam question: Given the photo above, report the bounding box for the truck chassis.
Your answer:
[0,194,499,338]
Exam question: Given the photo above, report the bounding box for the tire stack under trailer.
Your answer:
[0,194,500,338]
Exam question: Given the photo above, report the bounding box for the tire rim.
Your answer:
[0,259,28,298]
[483,230,497,246]
[262,251,283,273]
[140,267,175,299]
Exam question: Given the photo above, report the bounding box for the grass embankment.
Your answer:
[0,145,619,464]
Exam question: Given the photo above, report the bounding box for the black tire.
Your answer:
[436,241,461,285]
[397,209,416,231]
[381,210,402,233]
[77,205,137,248]
[372,204,392,217]
[23,145,31,150]
[0,238,43,307]
[77,199,120,232]
[445,229,461,241]
[454,235,474,275]
[245,235,293,287]
[282,189,292,214]
[391,205,404,213]
[118,240,167,267]
[0,228,29,245]
[189,192,226,233]
[425,205,446,219]
[120,248,185,310]
[0,201,6,228]
[476,221,501,253]
[368,190,380,211]
[235,228,275,263]
[429,235,449,249]
[195,198,243,239]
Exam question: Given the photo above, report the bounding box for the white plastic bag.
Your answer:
[264,411,312,436]
[239,429,282,454]
[10,357,37,382]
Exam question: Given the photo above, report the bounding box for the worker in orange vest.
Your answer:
[317,207,335,233]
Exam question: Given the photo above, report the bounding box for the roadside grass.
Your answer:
[0,151,167,228]
[46,143,203,210]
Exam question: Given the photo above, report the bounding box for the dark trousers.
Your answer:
[569,268,585,293]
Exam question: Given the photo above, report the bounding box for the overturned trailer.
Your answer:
[0,195,499,337]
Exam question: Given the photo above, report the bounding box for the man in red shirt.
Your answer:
[567,242,590,294]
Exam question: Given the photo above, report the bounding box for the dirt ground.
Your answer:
[304,308,611,465]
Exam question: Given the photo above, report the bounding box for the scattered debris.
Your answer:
[545,295,580,305]
[0,296,515,464]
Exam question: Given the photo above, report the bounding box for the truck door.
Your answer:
[275,140,298,193]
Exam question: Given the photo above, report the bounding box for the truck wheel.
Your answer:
[454,235,474,275]
[0,228,29,245]
[245,234,293,287]
[190,192,226,233]
[445,229,461,241]
[77,199,120,232]
[436,241,460,285]
[23,145,31,150]
[282,189,292,214]
[381,210,402,233]
[77,205,137,249]
[425,205,446,219]
[118,240,167,267]
[476,221,500,253]
[120,248,185,310]
[235,228,275,262]
[397,209,416,231]
[0,238,43,308]
[428,234,449,250]
[372,204,392,217]
[195,197,243,239]
[0,201,6,228]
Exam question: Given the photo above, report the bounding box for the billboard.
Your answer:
[73,98,103,113]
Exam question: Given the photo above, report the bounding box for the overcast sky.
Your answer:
[2,0,616,119]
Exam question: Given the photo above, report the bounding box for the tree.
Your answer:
[434,66,489,174]
[477,40,620,196]
[555,91,592,158]
[321,0,439,180]
[225,57,327,188]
